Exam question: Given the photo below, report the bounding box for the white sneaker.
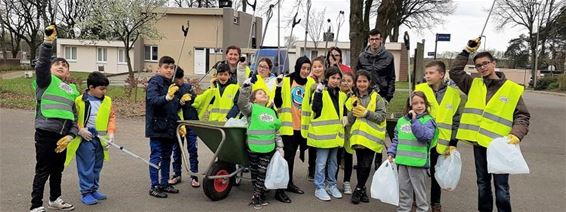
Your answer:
[314,188,331,201]
[343,182,352,195]
[30,206,46,212]
[48,197,75,211]
[327,185,343,199]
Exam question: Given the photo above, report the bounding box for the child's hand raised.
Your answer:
[408,110,417,120]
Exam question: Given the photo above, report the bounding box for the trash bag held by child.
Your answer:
[264,151,289,189]
[487,137,530,174]
[434,150,462,191]
[371,160,399,206]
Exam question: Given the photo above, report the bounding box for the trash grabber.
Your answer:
[173,19,190,83]
[334,10,345,47]
[176,123,196,174]
[260,4,275,47]
[97,136,160,170]
[246,0,257,49]
[281,11,301,76]
[480,0,497,39]
[404,31,412,93]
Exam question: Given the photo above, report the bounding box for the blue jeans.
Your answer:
[172,129,199,175]
[474,145,511,212]
[76,138,104,194]
[314,148,338,190]
[149,137,175,188]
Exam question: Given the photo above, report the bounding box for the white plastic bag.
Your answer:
[224,116,248,127]
[264,151,289,189]
[487,137,530,174]
[434,150,462,191]
[370,160,399,206]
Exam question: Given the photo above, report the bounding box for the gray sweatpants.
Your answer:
[398,165,429,212]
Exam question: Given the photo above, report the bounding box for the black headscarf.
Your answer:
[289,56,311,85]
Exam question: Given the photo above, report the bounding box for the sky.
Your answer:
[258,0,524,56]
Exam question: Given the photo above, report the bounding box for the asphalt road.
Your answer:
[1,91,565,211]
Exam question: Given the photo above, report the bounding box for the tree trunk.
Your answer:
[350,0,372,70]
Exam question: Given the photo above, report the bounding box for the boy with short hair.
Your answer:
[193,63,240,122]
[30,25,77,212]
[65,71,115,205]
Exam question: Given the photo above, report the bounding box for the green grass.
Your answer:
[387,90,409,117]
[395,81,409,89]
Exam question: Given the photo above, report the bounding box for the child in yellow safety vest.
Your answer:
[337,71,355,195]
[303,56,326,181]
[346,70,387,204]
[237,78,284,209]
[309,67,347,201]
[387,91,437,212]
[192,63,240,122]
[65,71,116,205]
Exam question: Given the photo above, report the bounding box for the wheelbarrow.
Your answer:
[176,120,249,201]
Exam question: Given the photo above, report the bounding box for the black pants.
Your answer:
[307,147,316,178]
[282,130,306,186]
[474,145,511,212]
[430,149,441,204]
[355,148,375,189]
[336,148,353,182]
[31,129,66,209]
[249,152,272,196]
[374,152,383,171]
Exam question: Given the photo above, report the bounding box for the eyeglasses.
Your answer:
[258,65,270,69]
[474,61,492,70]
[331,54,341,57]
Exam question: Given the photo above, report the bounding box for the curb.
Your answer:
[525,90,566,97]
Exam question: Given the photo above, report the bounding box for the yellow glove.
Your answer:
[166,84,179,101]
[179,125,187,137]
[352,105,368,118]
[507,134,520,144]
[180,93,192,103]
[444,146,457,156]
[210,76,218,88]
[465,37,482,53]
[349,96,359,108]
[55,135,73,153]
[44,25,57,42]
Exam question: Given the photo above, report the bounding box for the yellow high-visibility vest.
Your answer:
[300,77,317,138]
[307,89,346,148]
[415,83,461,154]
[347,91,386,153]
[208,84,240,122]
[456,78,523,147]
[65,95,112,166]
[278,77,293,135]
[252,75,276,105]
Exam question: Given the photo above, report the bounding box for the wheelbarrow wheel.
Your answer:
[203,161,235,201]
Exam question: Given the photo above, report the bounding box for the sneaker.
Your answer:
[149,187,168,198]
[162,185,179,193]
[314,188,331,201]
[249,195,262,209]
[343,182,352,195]
[326,185,342,199]
[351,188,362,204]
[47,197,75,211]
[360,187,369,203]
[91,191,107,200]
[432,203,442,212]
[30,206,46,212]
[191,176,200,188]
[80,193,97,205]
[168,175,182,185]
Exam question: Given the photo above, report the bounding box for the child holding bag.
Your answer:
[237,78,284,209]
[387,91,437,212]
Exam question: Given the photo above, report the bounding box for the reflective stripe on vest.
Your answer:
[33,75,79,120]
[456,79,523,147]
[347,92,386,153]
[278,77,294,135]
[306,89,346,148]
[394,116,432,167]
[300,77,316,138]
[208,84,239,122]
[247,104,281,153]
[415,83,461,154]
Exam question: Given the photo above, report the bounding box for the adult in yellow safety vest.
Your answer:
[415,61,464,211]
[449,38,530,212]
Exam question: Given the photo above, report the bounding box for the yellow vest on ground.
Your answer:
[347,91,386,153]
[307,89,346,148]
[415,83,461,154]
[300,77,317,138]
[65,95,111,166]
[208,84,240,122]
[456,78,523,147]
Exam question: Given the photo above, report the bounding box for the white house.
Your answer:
[56,39,135,74]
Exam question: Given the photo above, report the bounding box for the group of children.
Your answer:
[30,24,529,212]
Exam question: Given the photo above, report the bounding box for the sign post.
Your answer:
[434,33,451,59]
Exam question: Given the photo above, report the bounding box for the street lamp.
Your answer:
[533,1,543,88]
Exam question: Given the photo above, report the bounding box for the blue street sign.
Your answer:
[436,33,451,42]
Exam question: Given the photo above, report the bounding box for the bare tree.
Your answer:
[350,0,374,70]
[494,0,564,81]
[0,0,45,62]
[58,0,94,38]
[302,7,326,51]
[284,35,298,47]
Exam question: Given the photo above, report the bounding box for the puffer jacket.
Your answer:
[356,45,396,101]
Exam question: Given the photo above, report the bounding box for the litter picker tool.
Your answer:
[246,0,257,49]
[281,11,301,76]
[479,0,497,40]
[97,135,160,170]
[173,19,190,83]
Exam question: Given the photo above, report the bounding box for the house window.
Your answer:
[97,47,107,62]
[145,45,158,61]
[118,48,127,64]
[311,50,318,58]
[64,46,77,61]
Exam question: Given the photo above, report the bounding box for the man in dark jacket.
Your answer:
[450,38,530,212]
[145,56,186,198]
[356,28,396,102]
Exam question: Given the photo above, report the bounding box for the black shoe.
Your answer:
[351,188,362,204]
[360,187,369,203]
[275,190,291,203]
[149,187,168,198]
[249,196,262,209]
[162,185,179,193]
[286,184,305,194]
[259,193,269,206]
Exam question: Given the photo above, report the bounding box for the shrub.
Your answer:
[534,76,558,90]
